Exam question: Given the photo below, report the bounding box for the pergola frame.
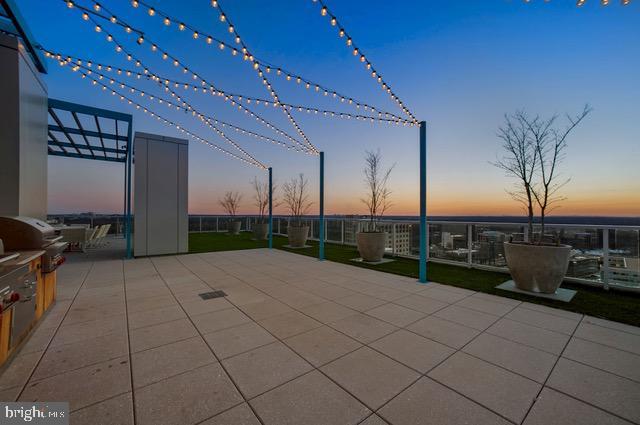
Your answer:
[47,98,134,259]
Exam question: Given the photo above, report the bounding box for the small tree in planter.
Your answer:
[494,105,590,293]
[282,174,313,248]
[356,150,395,262]
[219,191,243,235]
[250,176,278,240]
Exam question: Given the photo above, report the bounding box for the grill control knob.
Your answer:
[10,293,20,302]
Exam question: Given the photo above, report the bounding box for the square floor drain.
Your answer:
[199,290,227,300]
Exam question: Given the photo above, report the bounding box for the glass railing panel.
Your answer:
[471,224,525,268]
[326,220,342,243]
[428,223,469,264]
[343,220,359,245]
[607,228,639,289]
[538,226,604,285]
[201,216,218,232]
[189,216,201,232]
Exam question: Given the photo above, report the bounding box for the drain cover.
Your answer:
[199,290,227,300]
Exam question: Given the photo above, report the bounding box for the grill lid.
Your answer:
[0,216,59,250]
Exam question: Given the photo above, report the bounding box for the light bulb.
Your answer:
[321,6,327,16]
[164,17,170,25]
[93,3,100,11]
[148,8,155,16]
[131,0,138,7]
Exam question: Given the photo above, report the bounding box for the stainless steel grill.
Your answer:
[0,216,68,272]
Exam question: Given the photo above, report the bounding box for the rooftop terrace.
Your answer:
[1,245,639,425]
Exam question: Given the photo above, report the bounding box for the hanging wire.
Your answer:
[311,0,417,123]
[127,0,404,125]
[64,0,313,152]
[52,58,267,168]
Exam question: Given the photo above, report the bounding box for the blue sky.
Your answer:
[20,0,639,215]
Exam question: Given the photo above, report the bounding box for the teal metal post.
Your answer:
[268,167,273,249]
[319,152,325,261]
[419,121,427,283]
[125,122,133,259]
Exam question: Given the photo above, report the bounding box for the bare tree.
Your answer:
[361,150,395,232]
[251,176,279,223]
[530,104,592,238]
[282,174,313,226]
[492,111,539,241]
[493,105,591,243]
[219,191,242,217]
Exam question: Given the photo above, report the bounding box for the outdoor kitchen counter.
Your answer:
[0,250,52,366]
[0,250,45,268]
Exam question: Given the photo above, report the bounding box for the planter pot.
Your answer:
[288,225,309,248]
[253,223,269,240]
[356,231,387,262]
[504,242,572,294]
[228,220,242,235]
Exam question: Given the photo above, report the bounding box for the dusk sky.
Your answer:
[21,0,639,216]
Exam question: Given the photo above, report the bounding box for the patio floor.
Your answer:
[1,248,639,425]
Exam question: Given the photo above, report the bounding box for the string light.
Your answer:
[209,2,319,153]
[46,49,412,127]
[312,0,417,124]
[79,72,265,168]
[61,6,273,165]
[74,1,316,151]
[110,0,399,124]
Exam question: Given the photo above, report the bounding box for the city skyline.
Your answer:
[21,0,638,217]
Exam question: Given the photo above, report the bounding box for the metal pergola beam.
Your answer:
[71,110,96,157]
[48,125,129,142]
[46,98,134,259]
[46,141,127,156]
[48,150,126,163]
[48,107,82,155]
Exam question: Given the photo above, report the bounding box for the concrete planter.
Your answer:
[504,242,572,294]
[229,220,242,235]
[356,232,387,262]
[288,225,309,248]
[253,223,269,240]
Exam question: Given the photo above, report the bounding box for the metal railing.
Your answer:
[188,215,640,292]
[47,214,640,292]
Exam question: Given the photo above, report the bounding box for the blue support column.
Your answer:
[419,121,427,283]
[268,167,273,249]
[125,122,133,259]
[319,152,325,261]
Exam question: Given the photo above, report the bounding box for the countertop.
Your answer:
[0,250,45,267]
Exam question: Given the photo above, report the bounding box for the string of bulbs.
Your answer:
[65,0,311,153]
[50,55,315,154]
[203,0,319,154]
[53,63,267,169]
[525,0,633,5]
[128,0,400,124]
[42,49,413,126]
[311,0,417,124]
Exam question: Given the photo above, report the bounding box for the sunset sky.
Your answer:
[21,0,639,217]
